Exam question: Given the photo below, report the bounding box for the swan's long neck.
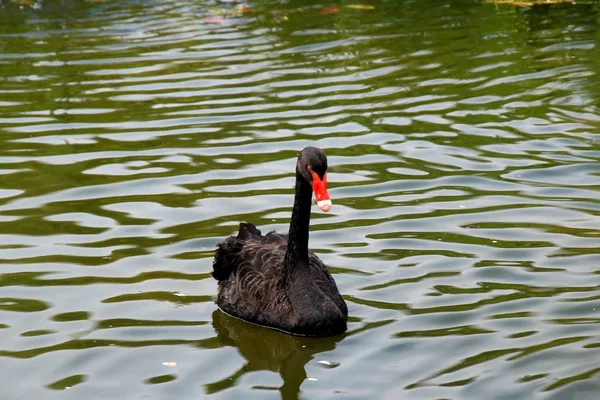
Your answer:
[284,170,312,273]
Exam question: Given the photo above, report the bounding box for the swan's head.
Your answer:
[297,146,332,212]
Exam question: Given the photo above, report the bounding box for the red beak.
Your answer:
[310,171,332,212]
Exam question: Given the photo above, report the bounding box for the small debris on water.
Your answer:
[204,16,227,24]
[317,360,340,368]
[162,361,177,367]
[320,7,339,15]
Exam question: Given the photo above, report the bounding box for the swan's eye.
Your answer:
[307,166,312,172]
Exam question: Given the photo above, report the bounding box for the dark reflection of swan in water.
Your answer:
[207,310,343,400]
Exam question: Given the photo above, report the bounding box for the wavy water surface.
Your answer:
[0,0,599,399]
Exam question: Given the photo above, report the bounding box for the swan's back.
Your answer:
[212,223,347,336]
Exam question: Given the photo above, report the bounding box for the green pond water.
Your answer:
[0,0,599,399]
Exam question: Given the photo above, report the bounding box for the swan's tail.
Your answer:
[212,222,262,281]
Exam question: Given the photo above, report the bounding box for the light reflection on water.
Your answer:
[0,0,599,399]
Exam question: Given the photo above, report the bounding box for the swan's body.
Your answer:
[212,147,347,337]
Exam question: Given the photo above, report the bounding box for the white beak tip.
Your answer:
[317,199,332,212]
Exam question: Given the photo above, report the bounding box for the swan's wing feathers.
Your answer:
[245,240,287,275]
[213,226,287,288]
[217,238,291,322]
[265,230,288,244]
[237,243,286,296]
[213,223,272,281]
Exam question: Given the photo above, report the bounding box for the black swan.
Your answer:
[212,146,348,337]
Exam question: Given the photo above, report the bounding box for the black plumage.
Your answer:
[212,147,348,337]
